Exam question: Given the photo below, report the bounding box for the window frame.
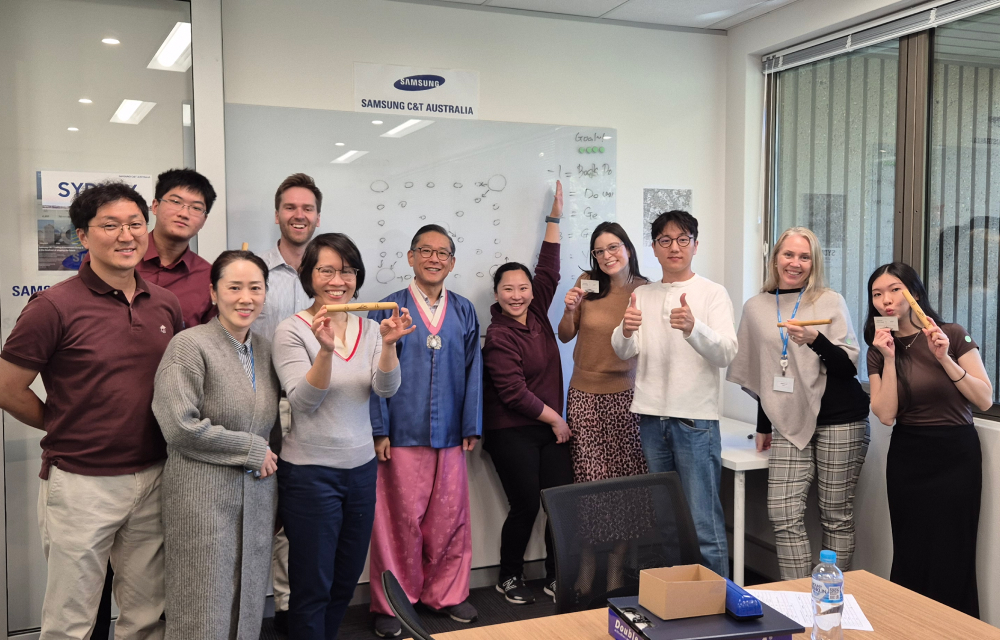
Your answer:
[763,21,1000,417]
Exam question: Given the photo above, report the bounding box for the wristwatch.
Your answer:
[545,216,561,224]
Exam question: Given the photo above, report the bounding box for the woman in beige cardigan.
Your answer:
[152,250,280,640]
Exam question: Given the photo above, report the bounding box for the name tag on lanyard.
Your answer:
[773,376,794,393]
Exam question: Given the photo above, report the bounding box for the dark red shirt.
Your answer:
[482,241,563,430]
[0,262,183,479]
[134,230,216,329]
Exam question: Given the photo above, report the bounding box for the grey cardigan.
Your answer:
[272,313,401,469]
[152,319,280,640]
[727,289,860,450]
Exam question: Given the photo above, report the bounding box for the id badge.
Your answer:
[773,376,794,393]
[580,279,600,293]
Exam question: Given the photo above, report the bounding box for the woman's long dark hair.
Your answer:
[864,262,945,411]
[584,222,645,301]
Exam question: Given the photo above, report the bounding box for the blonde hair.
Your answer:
[762,227,826,301]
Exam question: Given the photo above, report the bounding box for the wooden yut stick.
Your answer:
[901,289,933,329]
[241,242,249,251]
[325,302,399,313]
[777,319,832,328]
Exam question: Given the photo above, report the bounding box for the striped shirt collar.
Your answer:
[221,323,255,389]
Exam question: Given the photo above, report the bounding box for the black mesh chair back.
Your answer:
[381,570,435,640]
[540,471,703,614]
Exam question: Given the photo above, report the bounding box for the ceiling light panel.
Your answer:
[380,119,435,138]
[110,99,157,125]
[147,22,192,72]
[331,150,369,164]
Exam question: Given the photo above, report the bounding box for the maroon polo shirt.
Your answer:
[0,262,183,479]
[135,229,216,328]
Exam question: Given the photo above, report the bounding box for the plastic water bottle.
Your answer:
[811,550,844,640]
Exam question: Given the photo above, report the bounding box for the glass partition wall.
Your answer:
[0,0,194,633]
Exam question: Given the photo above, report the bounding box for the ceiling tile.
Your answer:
[603,0,768,29]
[485,0,629,19]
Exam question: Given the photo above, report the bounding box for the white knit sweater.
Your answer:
[611,275,738,420]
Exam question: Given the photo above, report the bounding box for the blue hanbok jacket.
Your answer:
[368,287,483,448]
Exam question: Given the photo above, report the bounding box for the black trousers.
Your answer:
[484,425,573,582]
[887,424,981,618]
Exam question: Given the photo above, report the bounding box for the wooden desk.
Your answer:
[435,571,1000,640]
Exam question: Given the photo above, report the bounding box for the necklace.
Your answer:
[897,332,921,350]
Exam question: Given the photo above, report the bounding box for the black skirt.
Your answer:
[886,424,981,618]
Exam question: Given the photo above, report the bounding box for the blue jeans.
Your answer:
[638,415,729,578]
[278,458,377,640]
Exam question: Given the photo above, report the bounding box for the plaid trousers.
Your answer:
[767,419,870,580]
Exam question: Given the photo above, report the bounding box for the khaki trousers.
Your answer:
[271,398,291,612]
[37,463,166,640]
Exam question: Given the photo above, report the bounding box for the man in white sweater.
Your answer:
[611,210,738,578]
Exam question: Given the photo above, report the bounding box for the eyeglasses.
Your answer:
[413,246,454,261]
[159,196,206,216]
[654,234,693,248]
[592,242,624,258]
[315,266,359,281]
[89,221,148,237]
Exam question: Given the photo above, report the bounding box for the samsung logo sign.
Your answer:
[394,75,445,91]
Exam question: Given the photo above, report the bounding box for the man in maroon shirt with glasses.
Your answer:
[136,168,218,329]
[0,181,182,639]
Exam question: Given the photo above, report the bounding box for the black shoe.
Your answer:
[496,575,535,605]
[273,610,288,636]
[373,614,401,638]
[428,599,478,623]
[543,580,556,601]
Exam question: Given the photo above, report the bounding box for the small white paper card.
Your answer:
[773,376,794,393]
[580,279,600,293]
[874,316,899,331]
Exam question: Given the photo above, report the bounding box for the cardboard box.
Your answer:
[638,565,726,621]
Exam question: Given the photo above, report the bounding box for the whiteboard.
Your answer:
[224,104,617,331]
[224,105,618,575]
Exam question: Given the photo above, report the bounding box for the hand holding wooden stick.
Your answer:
[776,319,832,328]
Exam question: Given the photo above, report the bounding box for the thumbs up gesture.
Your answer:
[670,293,695,337]
[622,292,642,338]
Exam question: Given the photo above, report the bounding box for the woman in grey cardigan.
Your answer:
[271,233,411,640]
[727,228,870,580]
[152,250,280,640]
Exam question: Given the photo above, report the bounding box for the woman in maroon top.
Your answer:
[865,262,993,618]
[482,181,573,607]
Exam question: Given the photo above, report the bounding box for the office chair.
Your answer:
[381,570,435,640]
[541,471,703,614]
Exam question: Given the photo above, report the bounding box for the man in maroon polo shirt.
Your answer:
[0,181,182,639]
[137,168,218,329]
[89,168,218,639]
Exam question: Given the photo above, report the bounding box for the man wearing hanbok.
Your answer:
[367,224,482,638]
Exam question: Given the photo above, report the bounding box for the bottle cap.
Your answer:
[819,550,837,564]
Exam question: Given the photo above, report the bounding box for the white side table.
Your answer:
[719,417,769,586]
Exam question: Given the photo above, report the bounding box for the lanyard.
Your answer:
[776,289,803,375]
